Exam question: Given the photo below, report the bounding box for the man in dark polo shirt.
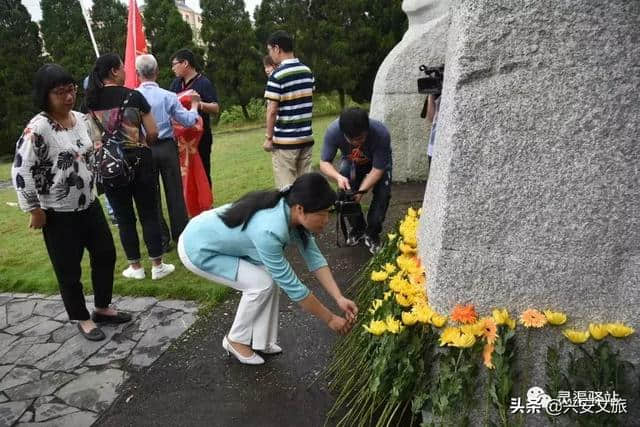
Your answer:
[320,108,393,254]
[169,48,219,187]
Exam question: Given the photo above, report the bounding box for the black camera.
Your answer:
[417,64,444,95]
[334,190,365,247]
[334,190,362,216]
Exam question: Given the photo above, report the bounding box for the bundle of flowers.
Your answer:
[325,207,636,427]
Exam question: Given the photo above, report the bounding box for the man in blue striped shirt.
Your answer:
[136,54,200,251]
[264,31,315,189]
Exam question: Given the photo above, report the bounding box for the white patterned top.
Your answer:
[11,111,96,212]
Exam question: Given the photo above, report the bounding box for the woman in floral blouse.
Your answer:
[11,64,131,341]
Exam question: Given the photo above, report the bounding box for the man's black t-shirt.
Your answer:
[169,74,218,142]
[87,86,151,149]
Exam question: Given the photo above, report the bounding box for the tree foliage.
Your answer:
[143,0,197,87]
[91,0,127,57]
[0,0,45,155]
[201,0,263,118]
[252,0,406,106]
[40,0,95,82]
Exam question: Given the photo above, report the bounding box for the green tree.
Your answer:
[91,0,127,57]
[201,0,263,119]
[0,0,45,155]
[143,0,197,87]
[253,0,406,106]
[40,0,95,82]
[348,0,407,103]
[253,0,311,48]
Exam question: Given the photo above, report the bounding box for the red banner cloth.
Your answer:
[124,0,147,89]
[172,91,213,217]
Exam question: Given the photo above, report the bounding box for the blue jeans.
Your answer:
[105,147,163,263]
[339,159,392,239]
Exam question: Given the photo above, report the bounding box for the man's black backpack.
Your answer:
[90,92,134,190]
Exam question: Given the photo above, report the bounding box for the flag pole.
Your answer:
[79,0,100,58]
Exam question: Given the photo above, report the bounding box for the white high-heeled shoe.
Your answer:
[258,343,282,355]
[222,336,264,365]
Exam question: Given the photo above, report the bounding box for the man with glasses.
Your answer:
[319,108,393,254]
[263,30,315,189]
[169,49,219,187]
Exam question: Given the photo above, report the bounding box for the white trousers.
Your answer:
[178,237,280,350]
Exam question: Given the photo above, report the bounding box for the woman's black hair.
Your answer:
[85,53,122,109]
[219,172,337,246]
[33,63,75,112]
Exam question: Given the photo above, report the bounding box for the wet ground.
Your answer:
[95,182,426,427]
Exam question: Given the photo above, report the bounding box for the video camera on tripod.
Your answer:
[418,64,444,118]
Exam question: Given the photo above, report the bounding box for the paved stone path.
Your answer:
[0,293,199,426]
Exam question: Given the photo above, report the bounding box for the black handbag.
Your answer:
[90,92,135,190]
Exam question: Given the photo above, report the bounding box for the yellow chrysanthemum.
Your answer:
[483,343,495,369]
[563,329,590,344]
[370,270,388,282]
[385,315,403,334]
[431,313,447,327]
[544,310,567,326]
[461,322,484,337]
[401,311,418,326]
[606,323,635,338]
[407,207,418,218]
[451,333,476,348]
[399,242,417,255]
[368,299,383,315]
[383,263,397,274]
[520,309,547,328]
[395,293,413,307]
[413,305,434,324]
[389,275,409,293]
[387,233,397,241]
[588,323,609,340]
[506,318,516,330]
[411,294,428,308]
[492,308,511,326]
[364,320,387,336]
[439,327,461,346]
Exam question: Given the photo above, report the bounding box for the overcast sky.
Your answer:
[20,0,262,22]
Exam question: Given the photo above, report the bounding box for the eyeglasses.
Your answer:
[50,84,78,97]
[171,60,184,67]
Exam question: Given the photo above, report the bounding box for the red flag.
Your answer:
[124,0,147,89]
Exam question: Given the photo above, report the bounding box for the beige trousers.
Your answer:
[271,146,313,189]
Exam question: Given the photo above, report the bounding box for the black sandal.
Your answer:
[91,311,133,324]
[77,323,106,341]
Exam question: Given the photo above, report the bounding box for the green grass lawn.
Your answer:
[0,115,337,305]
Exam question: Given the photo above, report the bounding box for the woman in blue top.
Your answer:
[178,173,358,365]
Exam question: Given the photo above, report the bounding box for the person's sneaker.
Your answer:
[152,263,175,280]
[122,266,145,280]
[364,234,382,254]
[345,229,365,246]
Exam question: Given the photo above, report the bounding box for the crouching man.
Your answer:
[319,108,392,254]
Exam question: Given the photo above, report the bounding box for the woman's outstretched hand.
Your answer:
[336,296,358,324]
[328,315,353,335]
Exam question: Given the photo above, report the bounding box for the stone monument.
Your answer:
[369,0,450,182]
[420,0,640,423]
